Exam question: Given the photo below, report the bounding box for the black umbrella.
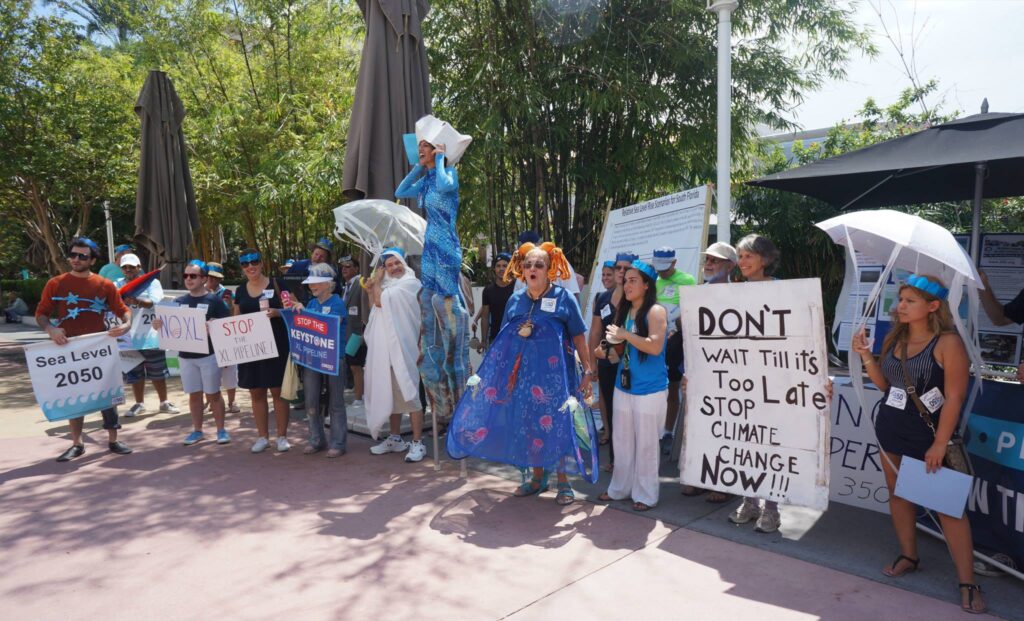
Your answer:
[133,70,199,287]
[748,108,1024,261]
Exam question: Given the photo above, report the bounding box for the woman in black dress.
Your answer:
[234,248,291,454]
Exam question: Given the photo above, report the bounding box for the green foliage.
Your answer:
[1,279,48,311]
[426,0,872,269]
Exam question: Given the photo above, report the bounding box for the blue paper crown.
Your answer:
[603,260,616,269]
[615,251,639,263]
[239,251,261,263]
[315,237,334,252]
[631,260,658,282]
[518,230,541,244]
[114,243,133,253]
[76,237,100,253]
[495,252,512,263]
[906,274,949,300]
[381,246,406,261]
[652,246,676,259]
[187,259,208,275]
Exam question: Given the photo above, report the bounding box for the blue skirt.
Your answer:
[446,314,598,483]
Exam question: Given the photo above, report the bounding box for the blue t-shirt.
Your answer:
[615,312,668,395]
[501,285,586,338]
[304,293,347,335]
[174,292,231,359]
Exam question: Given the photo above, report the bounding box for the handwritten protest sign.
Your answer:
[208,312,278,367]
[680,278,831,510]
[25,333,125,421]
[154,304,209,355]
[830,377,889,512]
[281,309,340,375]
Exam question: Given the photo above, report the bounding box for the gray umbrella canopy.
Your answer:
[343,0,432,202]
[133,70,199,287]
[748,112,1024,208]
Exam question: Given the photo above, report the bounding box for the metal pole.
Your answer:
[709,1,738,245]
[103,200,115,264]
[970,162,985,264]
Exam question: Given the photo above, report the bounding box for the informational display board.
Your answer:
[154,305,210,355]
[208,313,279,367]
[25,333,125,421]
[281,309,341,375]
[833,233,1024,367]
[582,185,712,322]
[680,278,832,510]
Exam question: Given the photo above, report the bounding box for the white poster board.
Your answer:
[680,278,831,510]
[829,377,889,512]
[582,185,712,321]
[208,312,279,367]
[154,305,210,355]
[25,333,125,421]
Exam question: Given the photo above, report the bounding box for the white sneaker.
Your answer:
[729,499,761,525]
[250,437,270,453]
[226,402,241,414]
[404,440,426,463]
[276,437,291,452]
[125,403,146,417]
[352,399,364,407]
[755,508,781,533]
[159,401,180,413]
[370,435,408,455]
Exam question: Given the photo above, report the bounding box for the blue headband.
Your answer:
[615,252,639,263]
[906,274,949,300]
[114,244,133,253]
[239,251,261,263]
[76,237,100,253]
[631,260,657,282]
[315,237,333,252]
[496,252,512,263]
[381,247,405,261]
[603,260,615,269]
[187,259,209,275]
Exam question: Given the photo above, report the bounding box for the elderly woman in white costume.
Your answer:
[363,247,427,462]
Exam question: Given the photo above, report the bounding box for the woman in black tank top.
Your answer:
[852,274,986,614]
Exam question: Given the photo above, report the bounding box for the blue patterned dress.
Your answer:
[446,286,599,482]
[395,154,461,297]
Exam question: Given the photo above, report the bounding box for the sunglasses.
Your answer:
[522,261,547,270]
[240,259,261,268]
[183,273,204,280]
[67,252,92,261]
[614,265,629,271]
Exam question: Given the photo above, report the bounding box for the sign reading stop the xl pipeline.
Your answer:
[208,312,279,367]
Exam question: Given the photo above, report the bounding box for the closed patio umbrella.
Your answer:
[133,70,199,288]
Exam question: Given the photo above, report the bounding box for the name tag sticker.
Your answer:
[197,304,209,311]
[321,307,330,314]
[349,306,359,316]
[541,298,557,313]
[600,304,612,319]
[262,289,275,300]
[886,387,907,410]
[920,387,945,413]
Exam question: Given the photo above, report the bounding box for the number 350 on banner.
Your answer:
[24,333,125,422]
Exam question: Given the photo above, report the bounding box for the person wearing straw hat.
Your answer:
[395,114,473,430]
[204,262,240,414]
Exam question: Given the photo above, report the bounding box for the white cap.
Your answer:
[415,115,473,166]
[703,242,738,264]
[119,253,142,267]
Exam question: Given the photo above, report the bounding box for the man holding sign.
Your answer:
[153,260,231,446]
[35,237,134,462]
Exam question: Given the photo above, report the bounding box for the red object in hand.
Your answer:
[281,291,292,308]
[118,268,162,299]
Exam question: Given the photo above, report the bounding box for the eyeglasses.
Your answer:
[614,265,628,271]
[240,260,261,268]
[183,273,204,280]
[704,257,726,264]
[67,252,92,261]
[522,261,547,270]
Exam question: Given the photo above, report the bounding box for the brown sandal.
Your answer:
[882,554,920,577]
[632,501,654,512]
[959,583,986,614]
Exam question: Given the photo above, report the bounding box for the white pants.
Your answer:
[608,388,667,507]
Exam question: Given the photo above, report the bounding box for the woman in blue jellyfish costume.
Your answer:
[447,241,598,505]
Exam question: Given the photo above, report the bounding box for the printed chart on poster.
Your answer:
[833,232,1024,366]
[680,278,831,510]
[582,185,711,322]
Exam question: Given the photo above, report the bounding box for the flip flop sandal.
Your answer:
[706,491,732,504]
[632,502,655,512]
[555,481,575,505]
[597,492,615,502]
[959,583,986,615]
[681,485,706,497]
[882,554,920,577]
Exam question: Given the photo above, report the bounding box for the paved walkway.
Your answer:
[0,323,1016,620]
